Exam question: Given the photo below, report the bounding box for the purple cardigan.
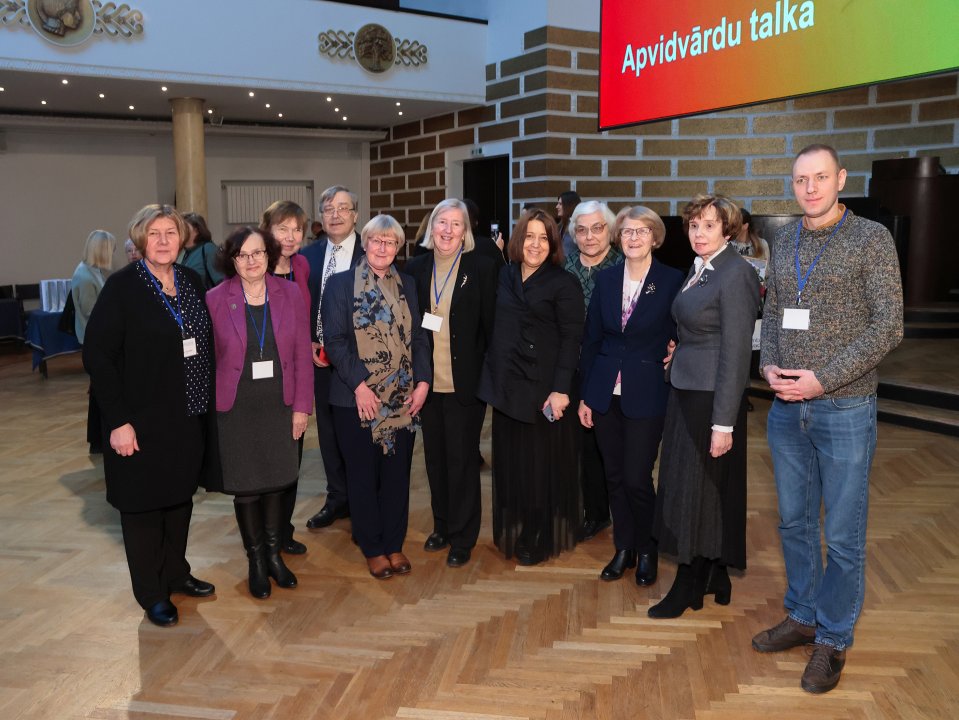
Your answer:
[206,273,314,414]
[287,253,311,314]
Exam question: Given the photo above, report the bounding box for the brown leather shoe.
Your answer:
[752,616,816,653]
[801,645,846,694]
[367,555,393,580]
[387,552,412,574]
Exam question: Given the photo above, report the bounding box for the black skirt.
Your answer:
[653,387,748,569]
[491,408,582,561]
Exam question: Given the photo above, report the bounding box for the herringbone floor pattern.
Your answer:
[1,351,957,719]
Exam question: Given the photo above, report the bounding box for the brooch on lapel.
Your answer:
[698,273,709,287]
[644,283,656,295]
[460,274,468,288]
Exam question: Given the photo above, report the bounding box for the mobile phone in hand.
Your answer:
[542,402,555,422]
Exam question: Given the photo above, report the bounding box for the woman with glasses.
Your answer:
[206,226,313,599]
[478,209,584,566]
[405,199,498,568]
[578,206,684,585]
[650,194,760,618]
[321,215,431,579]
[84,204,216,627]
[259,200,311,555]
[564,200,622,543]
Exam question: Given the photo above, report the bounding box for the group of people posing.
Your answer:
[83,144,903,696]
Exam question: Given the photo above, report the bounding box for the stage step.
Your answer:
[878,381,959,412]
[904,306,959,324]
[903,322,959,339]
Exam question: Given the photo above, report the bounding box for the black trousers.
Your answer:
[580,425,609,523]
[281,436,306,541]
[333,406,413,558]
[420,392,485,550]
[313,364,349,511]
[593,397,664,553]
[119,500,193,609]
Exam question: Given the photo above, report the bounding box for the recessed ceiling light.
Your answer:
[265,103,270,108]
[326,96,332,102]
[334,107,339,112]
[129,105,135,110]
[98,92,105,98]
[0,87,5,92]
[395,102,401,106]
[398,111,403,116]
[207,109,213,114]
[248,91,255,97]
[342,115,347,121]
[161,86,168,92]
[41,99,47,105]
[278,113,283,118]
[61,79,69,85]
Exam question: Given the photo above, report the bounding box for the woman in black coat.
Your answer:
[405,199,497,568]
[83,204,216,628]
[478,209,584,566]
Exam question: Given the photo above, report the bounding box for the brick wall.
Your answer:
[371,26,959,233]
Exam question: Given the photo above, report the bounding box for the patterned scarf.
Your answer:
[352,258,419,454]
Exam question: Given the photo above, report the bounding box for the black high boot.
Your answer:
[647,556,708,618]
[704,560,731,605]
[234,500,271,599]
[262,491,298,588]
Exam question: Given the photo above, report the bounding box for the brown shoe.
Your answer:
[367,555,393,580]
[388,552,412,575]
[801,645,846,694]
[752,616,816,653]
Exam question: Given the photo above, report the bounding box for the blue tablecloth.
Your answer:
[25,310,81,371]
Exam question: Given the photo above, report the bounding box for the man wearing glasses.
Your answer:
[301,185,365,529]
[563,200,623,542]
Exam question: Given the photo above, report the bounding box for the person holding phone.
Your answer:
[478,209,584,566]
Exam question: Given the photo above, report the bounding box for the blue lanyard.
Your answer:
[794,209,847,304]
[432,246,463,308]
[244,286,270,360]
[141,260,187,336]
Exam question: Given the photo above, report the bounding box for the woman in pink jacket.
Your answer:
[206,226,313,599]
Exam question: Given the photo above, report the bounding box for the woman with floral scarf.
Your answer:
[321,215,431,579]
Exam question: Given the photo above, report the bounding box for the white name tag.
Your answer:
[422,312,443,332]
[182,337,197,357]
[252,360,274,379]
[783,308,810,330]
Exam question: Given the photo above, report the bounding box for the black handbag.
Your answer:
[58,291,77,336]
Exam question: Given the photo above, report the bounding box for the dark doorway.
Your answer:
[463,155,510,242]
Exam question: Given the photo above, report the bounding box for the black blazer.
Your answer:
[579,259,684,418]
[83,262,214,512]
[477,262,584,424]
[301,235,364,342]
[321,265,432,408]
[404,249,498,405]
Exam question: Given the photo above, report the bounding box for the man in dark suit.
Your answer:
[300,185,364,529]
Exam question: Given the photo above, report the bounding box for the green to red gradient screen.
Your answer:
[599,0,959,130]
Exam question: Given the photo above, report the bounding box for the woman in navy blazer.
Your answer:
[206,226,313,599]
[578,206,684,586]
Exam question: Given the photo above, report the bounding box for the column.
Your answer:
[169,97,208,218]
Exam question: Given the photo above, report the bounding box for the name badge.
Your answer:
[782,308,810,330]
[422,312,443,333]
[182,337,197,357]
[252,360,274,379]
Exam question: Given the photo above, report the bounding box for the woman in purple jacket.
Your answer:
[206,226,313,599]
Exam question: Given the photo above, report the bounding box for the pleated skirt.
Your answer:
[653,387,748,569]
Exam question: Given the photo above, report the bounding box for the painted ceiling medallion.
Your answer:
[318,23,427,74]
[0,0,143,44]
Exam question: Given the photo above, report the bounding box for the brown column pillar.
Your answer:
[170,97,208,217]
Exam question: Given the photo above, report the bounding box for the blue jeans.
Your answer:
[767,395,877,650]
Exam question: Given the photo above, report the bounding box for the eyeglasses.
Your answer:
[322,204,355,217]
[574,222,607,238]
[620,227,654,240]
[234,250,266,263]
[368,237,399,250]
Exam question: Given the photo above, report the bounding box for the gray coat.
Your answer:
[71,261,107,343]
[666,244,760,427]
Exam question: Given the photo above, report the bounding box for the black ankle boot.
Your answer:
[234,500,271,599]
[262,491,297,588]
[600,549,637,581]
[704,561,731,605]
[635,548,658,586]
[648,556,708,618]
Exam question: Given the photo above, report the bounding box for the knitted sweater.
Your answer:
[564,244,623,308]
[759,210,903,398]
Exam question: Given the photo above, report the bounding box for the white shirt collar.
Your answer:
[694,241,729,272]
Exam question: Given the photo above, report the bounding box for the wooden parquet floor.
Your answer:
[2,349,958,719]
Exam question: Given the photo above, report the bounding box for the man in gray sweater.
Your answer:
[752,144,903,694]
